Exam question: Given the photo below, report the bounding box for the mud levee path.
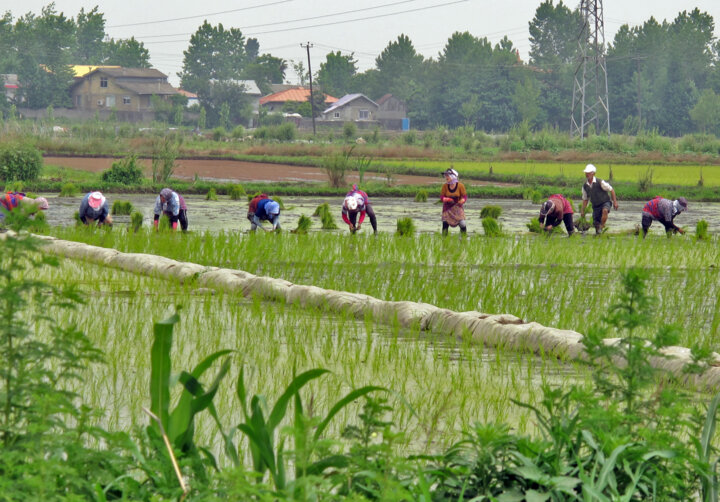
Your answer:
[44,156,514,187]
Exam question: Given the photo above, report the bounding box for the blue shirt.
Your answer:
[79,193,109,223]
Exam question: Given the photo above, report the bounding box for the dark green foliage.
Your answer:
[480,205,502,219]
[111,200,133,215]
[130,211,143,232]
[696,219,709,240]
[292,214,312,234]
[205,188,218,201]
[481,217,502,237]
[414,189,428,202]
[101,155,143,185]
[228,184,246,200]
[0,143,43,181]
[396,217,415,236]
[59,182,78,197]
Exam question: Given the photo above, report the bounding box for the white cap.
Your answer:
[583,164,596,174]
[345,196,358,211]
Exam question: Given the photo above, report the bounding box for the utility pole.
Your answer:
[570,0,610,138]
[301,42,316,136]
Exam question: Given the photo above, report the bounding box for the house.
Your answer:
[1,74,20,103]
[375,94,408,130]
[69,67,178,112]
[321,94,378,122]
[70,65,121,78]
[259,87,337,113]
[176,89,199,108]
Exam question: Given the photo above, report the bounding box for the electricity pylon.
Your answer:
[570,0,610,138]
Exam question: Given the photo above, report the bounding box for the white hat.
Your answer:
[345,196,358,211]
[583,164,596,174]
[34,197,49,210]
[88,191,105,209]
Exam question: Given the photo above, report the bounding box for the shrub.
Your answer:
[0,143,43,181]
[231,125,246,139]
[101,155,143,185]
[322,150,351,188]
[396,217,415,236]
[414,189,428,202]
[111,200,134,215]
[482,217,502,237]
[206,188,218,201]
[228,184,246,200]
[480,205,502,219]
[637,167,654,192]
[130,211,143,232]
[59,183,78,197]
[292,214,312,234]
[212,126,227,141]
[343,122,357,141]
[273,122,296,141]
[696,219,709,240]
[403,130,417,145]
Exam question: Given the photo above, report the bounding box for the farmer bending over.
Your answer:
[79,191,112,226]
[342,185,377,234]
[0,191,49,221]
[641,196,687,237]
[154,188,188,231]
[248,193,281,231]
[539,194,574,235]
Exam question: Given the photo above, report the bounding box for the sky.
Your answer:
[9,0,720,87]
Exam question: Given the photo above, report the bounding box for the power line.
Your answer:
[106,0,293,29]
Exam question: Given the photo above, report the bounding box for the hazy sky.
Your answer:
[10,0,720,86]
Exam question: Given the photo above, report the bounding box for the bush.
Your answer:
[228,184,246,200]
[343,122,357,141]
[212,127,227,141]
[0,143,43,181]
[480,205,502,219]
[59,182,78,197]
[111,200,134,215]
[637,167,654,192]
[231,125,246,139]
[396,217,415,236]
[482,217,502,237]
[414,189,428,202]
[101,155,143,185]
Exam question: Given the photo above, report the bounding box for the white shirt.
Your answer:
[581,177,613,201]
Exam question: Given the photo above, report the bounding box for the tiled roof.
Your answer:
[176,89,198,98]
[323,93,377,114]
[260,87,337,105]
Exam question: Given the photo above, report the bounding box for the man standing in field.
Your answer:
[539,194,574,235]
[581,164,618,234]
[641,196,688,237]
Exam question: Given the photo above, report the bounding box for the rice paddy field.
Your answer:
[380,160,720,186]
[35,221,720,464]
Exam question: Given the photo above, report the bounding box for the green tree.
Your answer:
[374,34,424,99]
[73,6,105,64]
[512,77,541,126]
[104,37,150,67]
[316,51,357,97]
[690,88,720,133]
[179,21,247,93]
[246,53,287,94]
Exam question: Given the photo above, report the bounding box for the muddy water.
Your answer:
[40,193,719,235]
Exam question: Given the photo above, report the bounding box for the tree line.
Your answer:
[1,1,719,135]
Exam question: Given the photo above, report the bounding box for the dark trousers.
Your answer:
[347,205,377,233]
[165,209,188,231]
[545,213,574,235]
[442,221,467,235]
[641,213,673,236]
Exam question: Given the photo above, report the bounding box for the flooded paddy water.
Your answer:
[40,193,720,235]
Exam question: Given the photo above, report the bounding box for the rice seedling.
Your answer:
[414,189,428,202]
[482,217,502,237]
[130,211,143,232]
[292,214,312,234]
[206,188,218,201]
[480,205,502,219]
[111,199,133,215]
[313,202,338,230]
[228,184,246,200]
[60,182,78,196]
[396,217,415,236]
[526,217,543,233]
[697,219,709,240]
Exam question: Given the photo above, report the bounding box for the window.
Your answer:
[123,96,131,105]
[75,95,82,107]
[359,109,369,120]
[105,95,115,107]
[334,112,340,118]
[100,77,108,88]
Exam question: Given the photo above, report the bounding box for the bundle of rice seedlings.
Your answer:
[696,219,709,240]
[292,214,312,234]
[480,205,502,219]
[130,211,143,232]
[396,217,415,236]
[228,184,246,200]
[60,183,78,197]
[414,190,428,202]
[205,188,218,201]
[526,218,543,233]
[482,217,502,237]
[111,200,134,215]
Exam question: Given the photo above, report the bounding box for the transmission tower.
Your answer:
[570,0,610,138]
